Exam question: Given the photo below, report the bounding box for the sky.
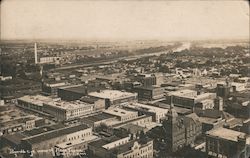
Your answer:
[1,0,249,41]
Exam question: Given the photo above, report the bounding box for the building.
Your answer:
[134,86,165,101]
[88,90,138,109]
[226,92,250,119]
[42,82,67,96]
[206,127,250,158]
[58,84,88,101]
[103,107,138,122]
[135,73,157,87]
[112,115,156,132]
[58,84,106,101]
[43,100,94,121]
[0,104,45,135]
[216,81,232,98]
[81,113,117,128]
[162,102,202,152]
[39,56,61,64]
[81,96,106,111]
[0,115,44,135]
[123,102,168,123]
[195,109,234,133]
[88,136,154,158]
[166,89,216,109]
[20,124,95,157]
[17,95,57,113]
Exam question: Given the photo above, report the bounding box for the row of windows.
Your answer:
[68,131,91,141]
[121,114,138,122]
[124,152,153,158]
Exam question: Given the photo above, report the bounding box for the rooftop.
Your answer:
[55,135,99,149]
[23,124,89,144]
[207,127,247,142]
[125,102,168,114]
[18,95,54,106]
[82,113,115,122]
[104,107,138,117]
[2,133,27,145]
[0,115,42,128]
[80,96,100,104]
[89,90,137,100]
[169,89,197,97]
[45,100,93,110]
[89,135,125,148]
[22,123,65,136]
[44,82,67,88]
[109,138,153,155]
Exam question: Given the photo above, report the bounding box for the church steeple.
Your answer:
[167,96,178,121]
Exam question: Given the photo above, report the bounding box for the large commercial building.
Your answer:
[0,104,45,135]
[0,115,44,135]
[206,127,250,158]
[58,84,106,101]
[88,136,154,158]
[43,100,94,121]
[81,113,117,128]
[58,84,88,101]
[103,107,138,122]
[42,82,68,96]
[81,96,106,111]
[123,102,168,123]
[17,95,57,113]
[88,90,138,109]
[134,86,165,101]
[166,89,216,109]
[135,73,157,87]
[39,56,61,64]
[19,124,96,157]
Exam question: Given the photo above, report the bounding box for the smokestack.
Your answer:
[34,43,38,64]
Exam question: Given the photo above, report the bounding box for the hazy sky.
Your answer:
[1,0,249,41]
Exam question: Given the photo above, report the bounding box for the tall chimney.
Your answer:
[34,43,38,64]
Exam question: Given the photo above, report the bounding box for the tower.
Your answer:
[167,96,178,122]
[163,96,185,152]
[34,43,38,64]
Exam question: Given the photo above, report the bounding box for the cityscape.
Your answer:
[0,0,249,158]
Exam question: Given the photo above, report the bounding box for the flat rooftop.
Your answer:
[169,90,216,100]
[18,95,54,106]
[0,105,43,128]
[89,135,128,148]
[83,113,115,122]
[55,135,99,149]
[45,100,93,110]
[0,115,42,128]
[206,127,246,142]
[89,90,137,100]
[22,124,65,137]
[44,82,67,88]
[104,107,138,117]
[23,124,90,144]
[126,102,168,114]
[169,89,197,97]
